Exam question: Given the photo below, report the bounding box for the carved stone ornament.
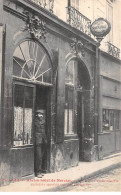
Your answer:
[22,11,47,41]
[70,38,85,56]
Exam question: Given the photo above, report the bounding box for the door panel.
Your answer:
[77,91,84,160]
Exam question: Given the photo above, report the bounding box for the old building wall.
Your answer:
[98,52,121,159]
[0,0,99,185]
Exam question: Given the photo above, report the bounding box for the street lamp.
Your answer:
[90,17,111,44]
[90,17,111,145]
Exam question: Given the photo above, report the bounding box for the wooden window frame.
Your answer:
[12,80,36,148]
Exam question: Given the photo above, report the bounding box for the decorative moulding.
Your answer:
[22,11,47,41]
[70,38,85,56]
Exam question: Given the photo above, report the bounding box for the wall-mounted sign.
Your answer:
[90,18,111,43]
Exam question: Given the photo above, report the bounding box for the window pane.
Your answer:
[14,106,24,146]
[13,57,24,77]
[64,109,68,134]
[13,41,52,84]
[102,109,109,130]
[65,61,74,85]
[24,86,33,144]
[14,85,24,146]
[25,86,33,108]
[114,110,120,130]
[64,87,74,134]
[13,85,34,146]
[24,108,33,144]
[14,85,24,107]
[68,109,73,134]
[109,110,114,130]
[102,109,120,131]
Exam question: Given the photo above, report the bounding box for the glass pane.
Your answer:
[64,109,68,134]
[64,87,74,134]
[14,85,24,146]
[25,86,33,108]
[13,85,34,146]
[69,109,73,134]
[13,41,52,84]
[102,109,109,130]
[68,88,73,109]
[28,41,36,60]
[65,61,74,84]
[20,41,31,62]
[13,46,25,62]
[24,86,33,144]
[13,58,22,77]
[114,110,119,130]
[109,110,114,130]
[14,107,24,146]
[22,63,31,79]
[24,108,32,144]
[14,85,24,107]
[43,69,52,83]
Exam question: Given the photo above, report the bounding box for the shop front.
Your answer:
[0,0,98,186]
[11,40,53,179]
[98,52,121,159]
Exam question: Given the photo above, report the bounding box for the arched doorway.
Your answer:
[64,58,91,161]
[12,40,52,177]
[77,61,91,161]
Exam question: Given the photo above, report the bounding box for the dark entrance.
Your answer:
[35,85,51,174]
[77,62,91,161]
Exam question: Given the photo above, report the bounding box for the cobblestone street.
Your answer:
[59,166,121,192]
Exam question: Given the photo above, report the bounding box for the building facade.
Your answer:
[0,0,121,186]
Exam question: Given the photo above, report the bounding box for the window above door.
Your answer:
[13,40,52,85]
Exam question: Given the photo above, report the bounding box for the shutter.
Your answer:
[55,49,65,143]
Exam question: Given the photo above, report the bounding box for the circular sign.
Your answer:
[90,18,111,37]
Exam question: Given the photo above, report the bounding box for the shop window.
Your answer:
[13,40,52,84]
[102,109,120,131]
[64,60,77,135]
[13,84,34,146]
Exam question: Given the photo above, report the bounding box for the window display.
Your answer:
[102,109,120,131]
[13,84,34,146]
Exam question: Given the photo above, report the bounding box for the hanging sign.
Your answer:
[90,18,111,38]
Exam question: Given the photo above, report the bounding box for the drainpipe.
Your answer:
[94,45,100,145]
[0,0,3,148]
[68,0,71,25]
[68,0,71,7]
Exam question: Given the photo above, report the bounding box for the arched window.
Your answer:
[13,40,52,84]
[13,40,52,146]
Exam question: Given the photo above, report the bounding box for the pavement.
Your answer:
[0,152,121,192]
